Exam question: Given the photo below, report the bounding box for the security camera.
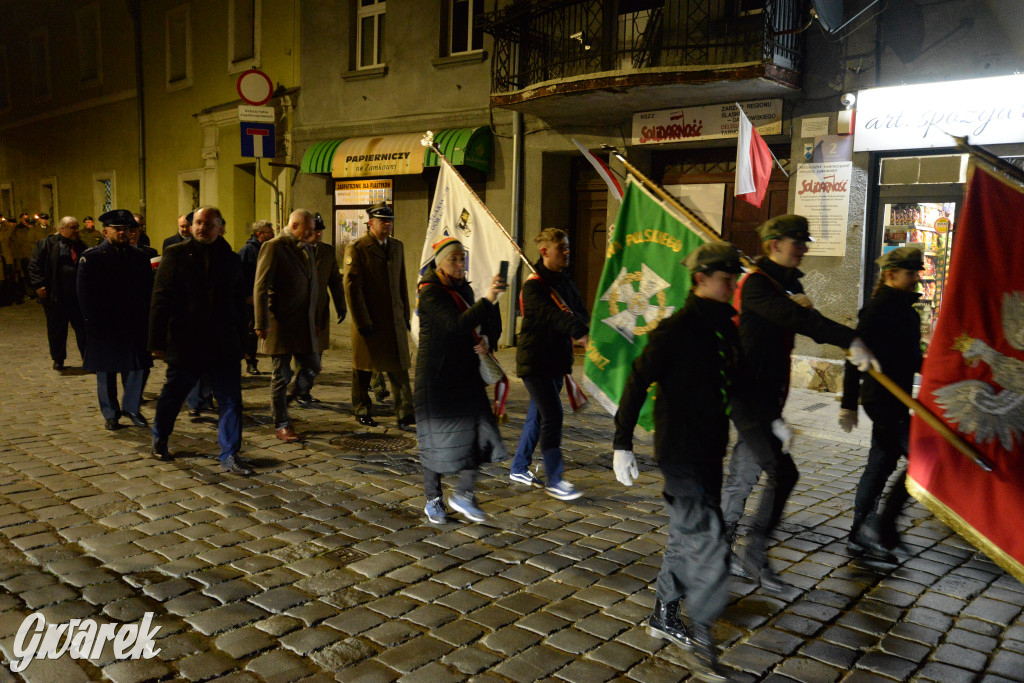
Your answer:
[840,92,856,109]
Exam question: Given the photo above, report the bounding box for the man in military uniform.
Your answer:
[77,210,154,430]
[79,216,103,248]
[28,216,88,370]
[0,214,22,305]
[12,213,37,299]
[722,215,878,591]
[344,202,413,427]
[613,242,747,683]
[149,206,251,474]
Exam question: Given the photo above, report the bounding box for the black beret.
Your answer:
[99,209,138,228]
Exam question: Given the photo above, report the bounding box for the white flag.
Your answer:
[413,162,518,339]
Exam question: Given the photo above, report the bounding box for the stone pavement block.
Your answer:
[286,598,337,625]
[362,620,423,648]
[878,634,930,663]
[177,650,237,681]
[393,661,462,683]
[279,625,344,654]
[720,643,786,676]
[945,627,997,653]
[374,634,454,674]
[440,644,502,675]
[963,596,1023,625]
[17,656,92,683]
[186,602,268,635]
[989,649,1024,680]
[553,657,618,682]
[324,607,386,636]
[401,603,458,629]
[771,656,843,683]
[914,660,980,683]
[491,644,574,681]
[248,585,310,613]
[435,590,490,614]
[855,651,918,680]
[430,619,485,647]
[480,624,543,656]
[215,625,276,659]
[796,640,859,670]
[932,642,989,671]
[245,649,317,683]
[102,659,172,683]
[334,659,400,682]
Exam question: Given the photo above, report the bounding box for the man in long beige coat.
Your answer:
[254,209,320,442]
[344,202,413,428]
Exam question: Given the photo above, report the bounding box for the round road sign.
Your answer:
[237,69,274,106]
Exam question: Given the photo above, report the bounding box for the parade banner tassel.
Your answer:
[907,160,1024,583]
[583,177,707,430]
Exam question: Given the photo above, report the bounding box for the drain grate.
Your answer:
[322,547,369,564]
[802,402,830,412]
[330,433,417,453]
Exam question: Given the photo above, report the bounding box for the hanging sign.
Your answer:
[631,99,782,145]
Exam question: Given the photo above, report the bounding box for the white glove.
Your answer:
[847,337,882,373]
[789,293,814,308]
[838,408,858,433]
[771,419,793,454]
[613,449,639,486]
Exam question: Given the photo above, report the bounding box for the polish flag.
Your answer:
[571,139,623,202]
[734,103,774,208]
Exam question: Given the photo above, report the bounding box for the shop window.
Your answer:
[94,172,115,216]
[879,154,968,185]
[166,5,192,91]
[0,47,10,113]
[30,29,52,101]
[229,0,261,73]
[446,0,483,56]
[76,3,102,87]
[356,0,386,69]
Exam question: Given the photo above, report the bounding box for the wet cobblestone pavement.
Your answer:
[1,303,1022,682]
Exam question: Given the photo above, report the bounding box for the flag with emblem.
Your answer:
[584,176,708,430]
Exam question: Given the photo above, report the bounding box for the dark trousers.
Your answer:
[96,370,147,420]
[855,417,911,534]
[658,491,730,626]
[352,368,413,419]
[152,363,242,462]
[3,264,24,304]
[721,420,799,563]
[44,303,86,362]
[515,375,566,486]
[186,376,214,411]
[271,352,321,428]
[423,467,477,501]
[243,305,258,360]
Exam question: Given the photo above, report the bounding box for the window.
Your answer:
[0,184,13,219]
[0,47,10,113]
[40,178,57,220]
[356,0,386,69]
[76,3,102,86]
[166,5,192,90]
[30,29,52,100]
[448,0,483,55]
[229,0,261,72]
[94,172,115,216]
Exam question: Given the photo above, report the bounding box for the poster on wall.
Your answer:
[663,184,725,234]
[793,161,852,257]
[335,209,368,263]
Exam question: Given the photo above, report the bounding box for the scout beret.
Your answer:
[432,236,463,263]
[877,246,925,270]
[99,209,138,228]
[366,202,394,219]
[757,214,814,243]
[682,241,744,274]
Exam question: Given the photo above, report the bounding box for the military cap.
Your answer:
[366,202,394,219]
[185,211,194,224]
[313,213,326,231]
[99,209,138,228]
[37,212,50,220]
[757,214,814,243]
[682,241,745,274]
[83,215,94,221]
[876,246,925,270]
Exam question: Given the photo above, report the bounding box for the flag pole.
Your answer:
[421,132,535,275]
[602,143,994,473]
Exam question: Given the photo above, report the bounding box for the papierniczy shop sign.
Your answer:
[632,99,782,145]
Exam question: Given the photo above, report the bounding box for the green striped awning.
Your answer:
[423,127,492,173]
[300,138,345,174]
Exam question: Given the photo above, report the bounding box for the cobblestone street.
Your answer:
[1,302,1022,683]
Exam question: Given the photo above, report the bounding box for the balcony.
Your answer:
[481,0,807,125]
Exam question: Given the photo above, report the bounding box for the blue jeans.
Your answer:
[186,375,213,411]
[96,370,147,420]
[511,376,565,486]
[152,363,242,462]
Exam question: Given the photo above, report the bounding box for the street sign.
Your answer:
[238,105,274,123]
[236,69,273,106]
[241,122,276,158]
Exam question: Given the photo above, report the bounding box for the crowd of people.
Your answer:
[8,201,934,682]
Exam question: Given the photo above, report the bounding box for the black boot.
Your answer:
[848,510,868,554]
[647,598,692,650]
[740,533,786,593]
[688,623,728,683]
[856,514,899,564]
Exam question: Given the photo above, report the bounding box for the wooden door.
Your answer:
[570,159,609,311]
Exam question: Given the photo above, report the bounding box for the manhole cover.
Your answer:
[330,433,417,453]
[802,402,830,412]
[323,548,369,564]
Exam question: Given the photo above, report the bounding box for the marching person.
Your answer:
[149,207,251,473]
[79,216,103,248]
[344,202,414,428]
[28,216,88,371]
[239,219,274,375]
[840,247,924,562]
[13,213,37,299]
[163,213,192,251]
[510,228,589,501]
[253,209,321,442]
[128,218,158,261]
[77,210,154,430]
[613,242,747,683]
[416,237,507,524]
[722,214,879,591]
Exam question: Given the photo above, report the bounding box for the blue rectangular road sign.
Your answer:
[240,122,276,158]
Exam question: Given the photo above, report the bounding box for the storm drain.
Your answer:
[330,433,417,453]
[802,402,830,412]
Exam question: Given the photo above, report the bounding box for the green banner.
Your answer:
[583,178,708,431]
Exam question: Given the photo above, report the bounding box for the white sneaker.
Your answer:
[545,480,582,501]
[448,492,486,523]
[424,497,447,524]
[509,470,544,487]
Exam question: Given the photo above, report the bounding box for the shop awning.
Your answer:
[300,127,492,178]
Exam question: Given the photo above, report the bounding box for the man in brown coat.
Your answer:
[344,202,413,428]
[254,209,320,442]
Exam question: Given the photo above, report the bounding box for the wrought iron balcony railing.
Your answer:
[480,0,807,95]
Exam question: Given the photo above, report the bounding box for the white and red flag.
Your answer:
[734,103,774,208]
[571,139,623,202]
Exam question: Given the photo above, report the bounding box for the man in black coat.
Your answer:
[149,206,251,474]
[162,213,191,251]
[77,210,154,430]
[613,242,747,683]
[238,219,274,375]
[28,216,87,370]
[721,215,878,591]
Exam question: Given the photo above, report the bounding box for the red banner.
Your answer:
[908,163,1024,582]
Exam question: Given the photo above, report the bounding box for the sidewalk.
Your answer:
[0,303,1021,683]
